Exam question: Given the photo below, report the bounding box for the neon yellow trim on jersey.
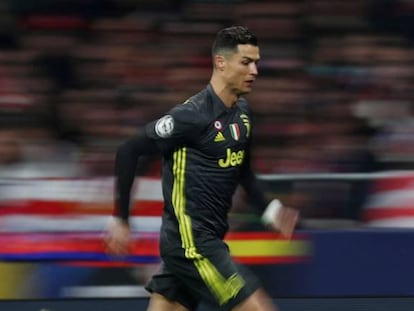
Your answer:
[173,148,193,251]
[171,147,244,305]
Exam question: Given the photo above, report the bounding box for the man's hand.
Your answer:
[262,199,299,239]
[104,218,131,256]
[270,206,299,239]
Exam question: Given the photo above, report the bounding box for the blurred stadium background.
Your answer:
[1,0,414,310]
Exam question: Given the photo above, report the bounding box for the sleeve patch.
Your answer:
[155,115,174,138]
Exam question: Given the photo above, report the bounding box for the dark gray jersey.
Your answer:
[146,85,254,246]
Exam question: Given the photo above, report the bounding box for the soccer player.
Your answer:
[105,26,299,311]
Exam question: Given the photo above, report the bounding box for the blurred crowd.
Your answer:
[1,4,414,301]
[0,0,414,179]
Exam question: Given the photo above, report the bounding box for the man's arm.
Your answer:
[239,167,269,213]
[239,148,298,238]
[114,132,159,223]
[105,131,159,255]
[106,104,203,255]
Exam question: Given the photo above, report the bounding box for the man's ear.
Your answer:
[214,55,226,71]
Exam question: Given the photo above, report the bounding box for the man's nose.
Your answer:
[249,63,258,76]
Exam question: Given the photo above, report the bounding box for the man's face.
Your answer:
[222,44,260,96]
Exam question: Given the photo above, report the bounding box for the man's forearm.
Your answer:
[239,168,269,213]
[113,133,159,223]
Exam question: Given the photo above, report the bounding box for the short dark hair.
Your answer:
[212,26,258,57]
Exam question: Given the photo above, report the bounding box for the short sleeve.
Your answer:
[145,102,202,153]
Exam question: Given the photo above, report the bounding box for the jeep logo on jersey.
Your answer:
[155,115,174,138]
[229,123,240,141]
[218,148,245,168]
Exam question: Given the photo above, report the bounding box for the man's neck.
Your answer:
[209,77,238,108]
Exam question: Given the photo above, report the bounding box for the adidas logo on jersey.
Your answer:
[214,132,225,142]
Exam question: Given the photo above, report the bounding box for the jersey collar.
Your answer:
[207,84,236,117]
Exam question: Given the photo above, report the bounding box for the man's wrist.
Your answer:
[112,216,129,226]
[261,199,282,226]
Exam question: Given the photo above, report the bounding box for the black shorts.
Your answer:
[145,236,261,310]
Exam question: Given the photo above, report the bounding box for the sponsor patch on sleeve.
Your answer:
[155,115,174,138]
